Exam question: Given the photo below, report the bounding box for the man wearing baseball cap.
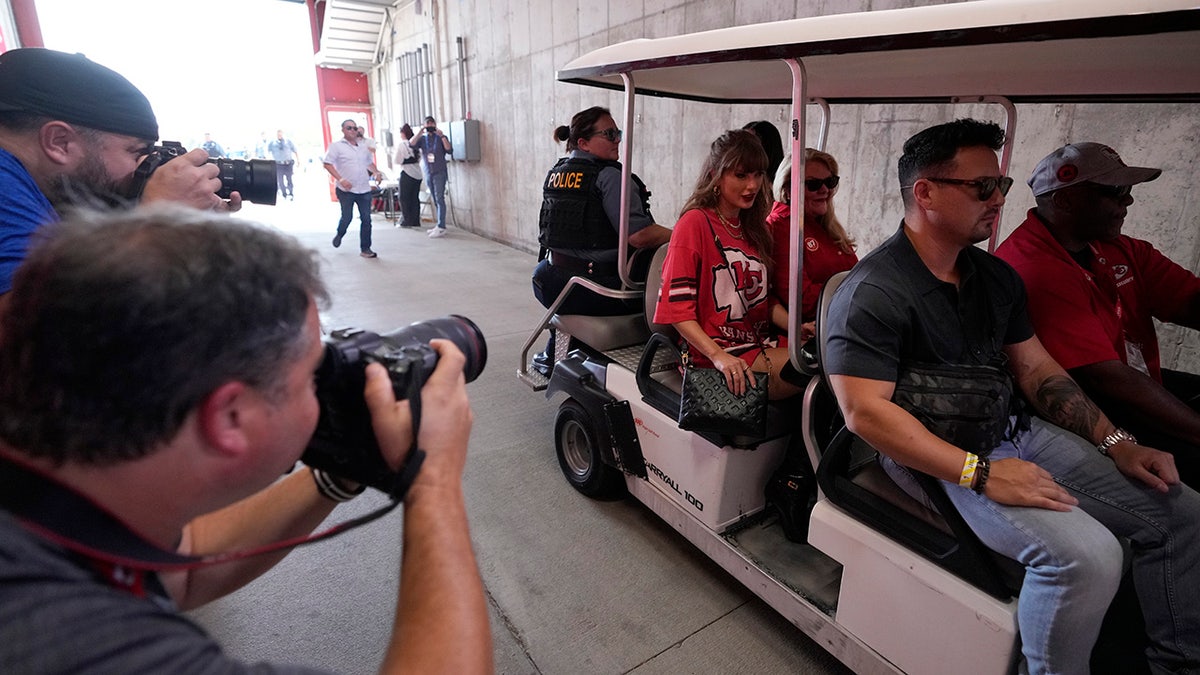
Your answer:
[996,142,1200,486]
[0,47,241,295]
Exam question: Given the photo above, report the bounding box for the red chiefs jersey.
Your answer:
[655,208,776,367]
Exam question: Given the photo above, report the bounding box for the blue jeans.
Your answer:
[426,170,447,229]
[335,188,373,251]
[883,417,1200,675]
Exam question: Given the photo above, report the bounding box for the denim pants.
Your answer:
[335,188,373,251]
[882,417,1200,675]
[426,170,447,229]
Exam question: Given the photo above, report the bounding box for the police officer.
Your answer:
[530,106,671,374]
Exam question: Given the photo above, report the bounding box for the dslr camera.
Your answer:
[131,141,278,205]
[302,315,487,497]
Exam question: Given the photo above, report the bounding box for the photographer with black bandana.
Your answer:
[0,47,242,297]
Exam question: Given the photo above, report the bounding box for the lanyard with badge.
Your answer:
[423,132,440,164]
[1080,243,1149,375]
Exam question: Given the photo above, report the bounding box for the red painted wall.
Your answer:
[9,0,45,48]
[306,0,373,152]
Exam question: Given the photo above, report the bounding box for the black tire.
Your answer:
[555,398,625,498]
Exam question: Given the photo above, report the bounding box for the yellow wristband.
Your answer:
[959,453,979,488]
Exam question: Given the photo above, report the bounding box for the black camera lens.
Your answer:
[381,315,487,383]
[129,141,277,206]
[210,158,277,205]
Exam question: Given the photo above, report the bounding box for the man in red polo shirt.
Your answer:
[996,142,1200,485]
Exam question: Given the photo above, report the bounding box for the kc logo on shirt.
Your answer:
[713,248,767,321]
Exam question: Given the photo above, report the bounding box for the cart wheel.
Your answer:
[555,398,625,498]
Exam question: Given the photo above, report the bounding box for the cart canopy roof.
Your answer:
[557,0,1200,104]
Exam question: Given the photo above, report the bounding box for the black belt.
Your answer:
[548,251,619,276]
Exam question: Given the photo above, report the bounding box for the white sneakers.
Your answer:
[427,227,447,238]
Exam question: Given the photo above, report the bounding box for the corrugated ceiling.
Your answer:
[315,0,393,73]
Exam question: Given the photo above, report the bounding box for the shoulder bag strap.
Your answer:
[700,211,750,315]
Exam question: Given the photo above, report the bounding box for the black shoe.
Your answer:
[360,250,377,259]
[332,233,343,248]
[531,351,552,377]
[765,471,818,543]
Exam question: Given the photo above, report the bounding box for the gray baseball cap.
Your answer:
[1028,142,1160,197]
[0,48,158,140]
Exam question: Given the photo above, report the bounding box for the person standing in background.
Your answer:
[411,115,452,238]
[254,131,269,159]
[268,129,299,201]
[200,133,224,158]
[394,124,424,228]
[356,126,377,153]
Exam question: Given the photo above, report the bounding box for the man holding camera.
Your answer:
[0,204,492,673]
[0,47,241,297]
[409,115,452,238]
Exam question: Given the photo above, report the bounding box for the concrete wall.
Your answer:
[368,0,1199,373]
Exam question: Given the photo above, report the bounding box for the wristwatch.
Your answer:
[1097,428,1137,456]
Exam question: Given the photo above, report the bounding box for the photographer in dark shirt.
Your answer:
[0,204,491,674]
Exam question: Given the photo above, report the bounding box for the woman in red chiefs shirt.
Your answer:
[654,130,802,400]
[767,149,858,339]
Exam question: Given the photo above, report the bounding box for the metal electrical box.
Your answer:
[449,119,481,162]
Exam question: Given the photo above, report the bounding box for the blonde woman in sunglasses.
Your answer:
[768,148,858,340]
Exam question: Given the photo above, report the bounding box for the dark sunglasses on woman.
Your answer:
[804,176,840,191]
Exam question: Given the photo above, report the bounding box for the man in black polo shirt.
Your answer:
[822,119,1200,674]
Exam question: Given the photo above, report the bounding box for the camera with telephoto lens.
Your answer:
[302,315,487,496]
[130,141,278,205]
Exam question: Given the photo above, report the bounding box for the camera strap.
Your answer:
[0,453,404,577]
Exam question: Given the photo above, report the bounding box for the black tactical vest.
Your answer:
[539,157,652,251]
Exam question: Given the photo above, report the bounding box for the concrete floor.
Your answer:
[186,176,851,675]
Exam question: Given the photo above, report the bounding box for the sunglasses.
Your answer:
[592,128,623,143]
[343,125,358,131]
[804,176,840,191]
[1088,183,1132,200]
[925,176,1014,201]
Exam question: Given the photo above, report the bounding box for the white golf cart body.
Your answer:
[518,2,1200,673]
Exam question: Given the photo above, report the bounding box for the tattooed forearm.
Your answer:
[1034,375,1102,440]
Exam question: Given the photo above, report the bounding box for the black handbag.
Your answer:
[676,212,768,438]
[679,358,768,437]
